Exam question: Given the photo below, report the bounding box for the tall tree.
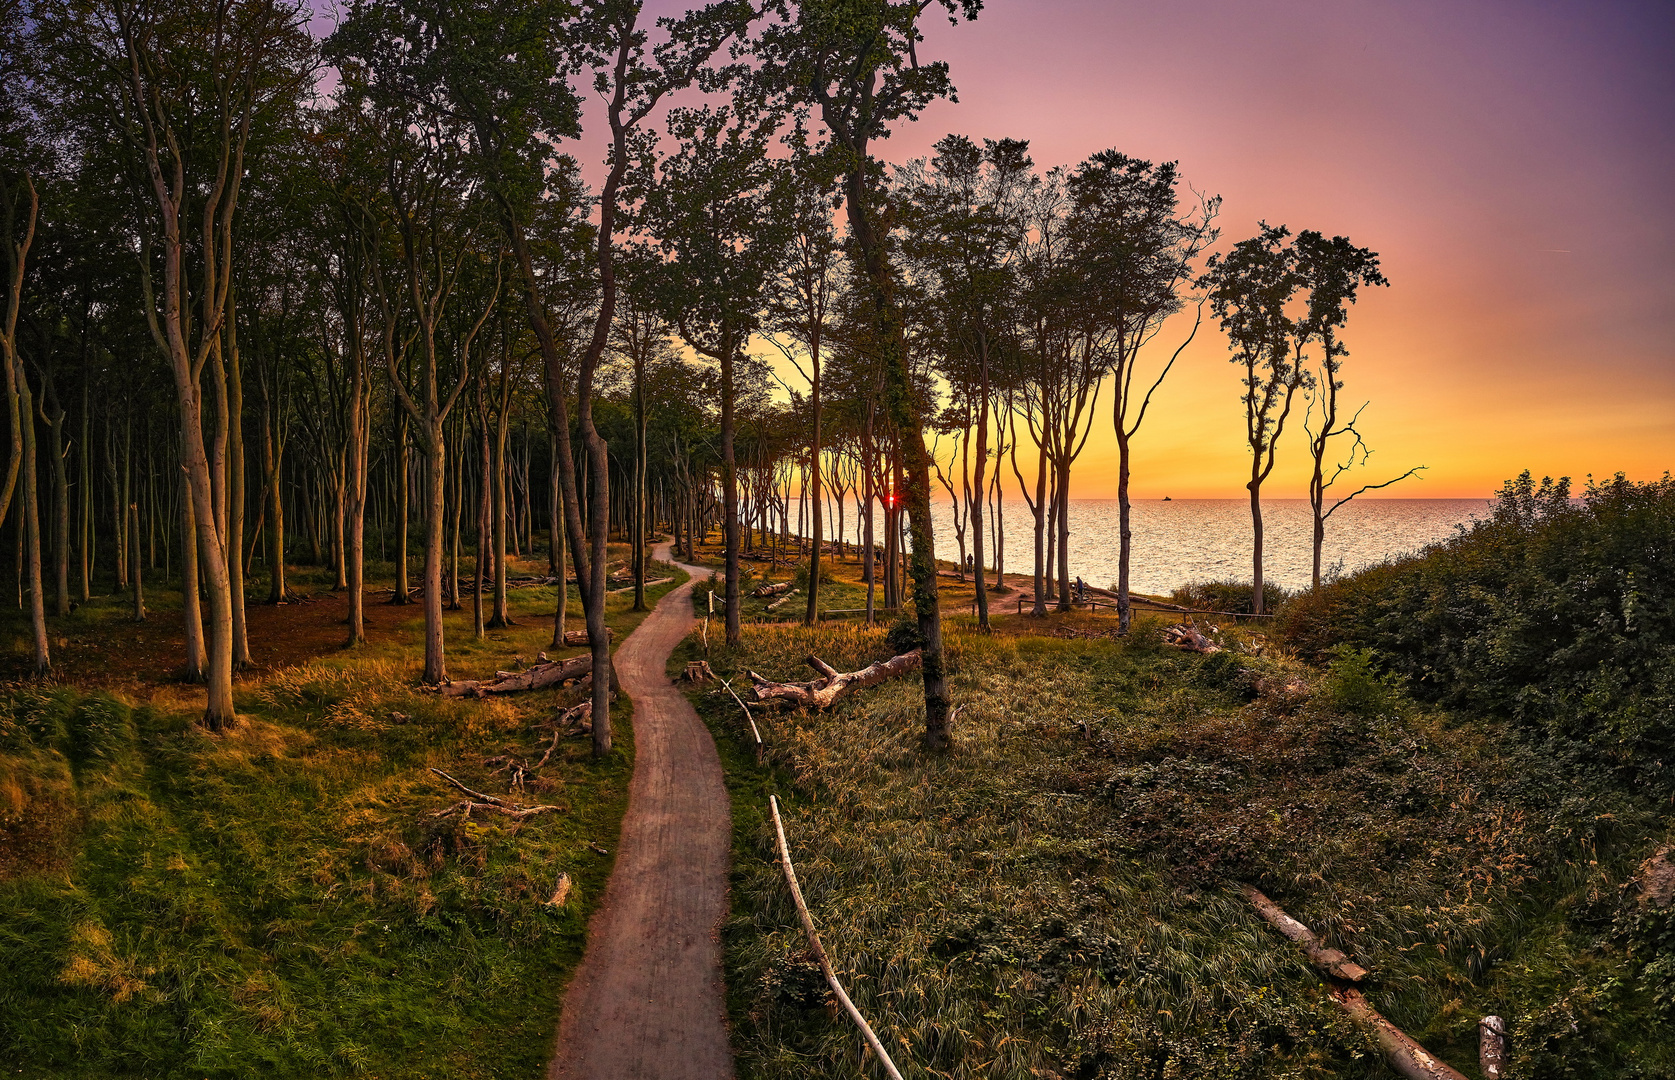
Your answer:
[0,7,48,671]
[1201,223,1312,616]
[900,133,1031,631]
[765,152,839,627]
[755,0,982,750]
[1067,151,1217,632]
[67,0,313,725]
[639,104,785,649]
[1293,230,1420,588]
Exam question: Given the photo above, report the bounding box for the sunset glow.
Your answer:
[754,0,1675,498]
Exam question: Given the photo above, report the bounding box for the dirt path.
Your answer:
[549,545,734,1080]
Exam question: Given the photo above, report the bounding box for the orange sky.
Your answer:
[762,0,1675,499]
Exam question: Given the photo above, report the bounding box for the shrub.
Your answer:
[1171,578,1292,615]
[1282,472,1675,782]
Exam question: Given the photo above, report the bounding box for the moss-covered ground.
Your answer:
[0,546,682,1078]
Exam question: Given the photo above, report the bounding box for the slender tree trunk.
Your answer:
[180,480,205,680]
[632,347,647,612]
[226,318,250,666]
[721,334,741,649]
[804,332,822,626]
[13,360,47,670]
[79,384,92,601]
[490,393,511,626]
[393,416,410,603]
[1117,431,1133,633]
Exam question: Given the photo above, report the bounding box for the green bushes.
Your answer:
[1283,472,1675,781]
[1171,578,1293,614]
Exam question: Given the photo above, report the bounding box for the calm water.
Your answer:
[811,498,1491,596]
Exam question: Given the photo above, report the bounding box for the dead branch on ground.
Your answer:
[747,650,922,709]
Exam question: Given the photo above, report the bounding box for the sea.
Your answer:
[809,498,1493,597]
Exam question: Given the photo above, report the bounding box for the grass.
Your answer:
[679,596,1673,1079]
[0,546,684,1078]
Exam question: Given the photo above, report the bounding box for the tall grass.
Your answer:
[688,617,1672,1079]
[0,557,685,1078]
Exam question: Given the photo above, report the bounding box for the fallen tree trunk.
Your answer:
[558,628,613,648]
[1243,886,1466,1080]
[751,580,792,598]
[1241,885,1368,981]
[765,588,800,612]
[439,654,592,698]
[1331,987,1470,1080]
[748,649,922,709]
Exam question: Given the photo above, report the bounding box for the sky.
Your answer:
[837,0,1675,499]
[318,0,1675,500]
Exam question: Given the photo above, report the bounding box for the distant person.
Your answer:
[1075,576,1085,602]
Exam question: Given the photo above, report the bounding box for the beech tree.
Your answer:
[1067,152,1217,633]
[1294,230,1420,588]
[639,104,785,648]
[755,0,981,750]
[900,134,1032,631]
[61,0,313,725]
[1202,223,1312,616]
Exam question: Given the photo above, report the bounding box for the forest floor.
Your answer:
[0,544,686,1079]
[675,549,1673,1080]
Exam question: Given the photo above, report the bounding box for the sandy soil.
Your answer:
[548,544,734,1080]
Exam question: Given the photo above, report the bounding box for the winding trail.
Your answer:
[550,544,734,1080]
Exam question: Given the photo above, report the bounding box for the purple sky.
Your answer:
[318,0,1675,497]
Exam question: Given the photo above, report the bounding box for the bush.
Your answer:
[1170,577,1292,614]
[1281,472,1675,782]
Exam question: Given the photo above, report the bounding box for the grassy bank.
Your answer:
[684,607,1672,1078]
[0,551,683,1078]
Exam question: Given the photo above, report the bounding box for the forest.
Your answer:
[1,1,1671,1078]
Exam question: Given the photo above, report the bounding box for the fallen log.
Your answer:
[1243,887,1466,1080]
[1240,885,1368,981]
[439,654,592,698]
[1331,986,1470,1080]
[608,576,672,595]
[751,580,792,598]
[765,588,801,612]
[747,649,922,709]
[558,628,614,648]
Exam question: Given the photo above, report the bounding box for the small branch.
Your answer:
[770,796,906,1080]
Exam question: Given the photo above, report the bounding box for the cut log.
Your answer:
[747,649,922,709]
[751,581,792,598]
[560,628,614,648]
[1331,986,1470,1080]
[1240,885,1368,981]
[439,655,593,698]
[1479,1016,1507,1079]
[765,588,801,612]
[1242,886,1466,1080]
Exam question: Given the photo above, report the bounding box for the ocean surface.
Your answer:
[810,498,1493,596]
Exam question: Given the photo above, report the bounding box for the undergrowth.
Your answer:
[0,558,684,1078]
[687,616,1674,1079]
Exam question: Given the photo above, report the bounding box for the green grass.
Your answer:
[681,618,1673,1080]
[0,551,685,1078]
